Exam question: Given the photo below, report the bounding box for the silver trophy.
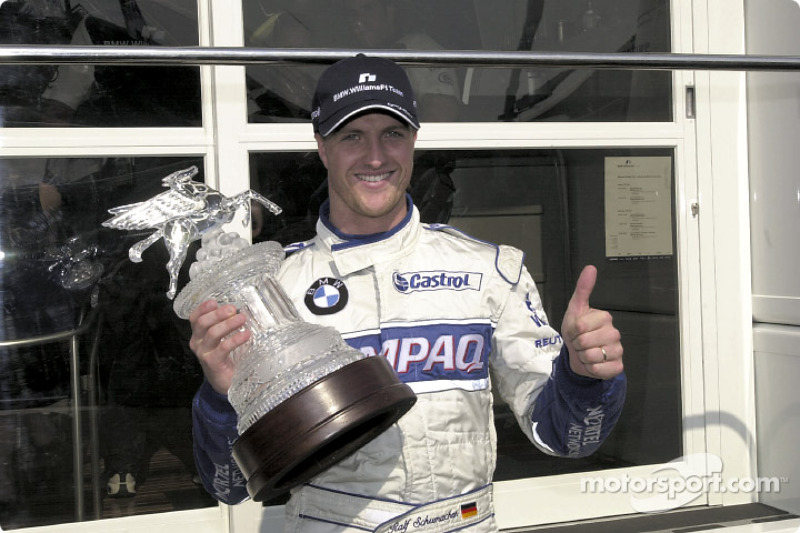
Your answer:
[103,167,416,501]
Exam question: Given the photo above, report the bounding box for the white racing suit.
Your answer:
[192,197,626,533]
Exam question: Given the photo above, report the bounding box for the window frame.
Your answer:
[0,0,760,530]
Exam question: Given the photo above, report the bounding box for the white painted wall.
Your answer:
[745,0,800,515]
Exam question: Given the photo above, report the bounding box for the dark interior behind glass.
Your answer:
[0,156,216,529]
[244,0,672,124]
[0,0,201,128]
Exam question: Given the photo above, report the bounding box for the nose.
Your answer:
[364,136,387,168]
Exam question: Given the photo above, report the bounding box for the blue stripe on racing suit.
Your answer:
[531,345,627,458]
[192,379,249,504]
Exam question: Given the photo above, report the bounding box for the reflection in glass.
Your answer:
[250,148,682,484]
[244,0,671,124]
[0,1,201,128]
[0,156,216,529]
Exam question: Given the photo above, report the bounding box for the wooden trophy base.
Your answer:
[232,356,416,501]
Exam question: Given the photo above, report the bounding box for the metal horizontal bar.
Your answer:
[1,46,800,71]
[0,308,96,348]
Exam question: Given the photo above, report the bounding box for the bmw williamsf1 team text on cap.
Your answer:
[311,54,421,137]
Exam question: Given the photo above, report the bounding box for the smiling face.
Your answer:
[316,112,417,235]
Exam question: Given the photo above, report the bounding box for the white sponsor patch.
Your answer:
[393,271,482,293]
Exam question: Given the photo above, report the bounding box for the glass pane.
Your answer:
[249,148,682,486]
[244,0,671,124]
[0,1,201,128]
[0,156,216,529]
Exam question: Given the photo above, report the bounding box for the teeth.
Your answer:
[358,172,390,183]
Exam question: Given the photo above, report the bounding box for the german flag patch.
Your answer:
[460,502,478,520]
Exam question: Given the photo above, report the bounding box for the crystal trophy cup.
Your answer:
[103,167,417,501]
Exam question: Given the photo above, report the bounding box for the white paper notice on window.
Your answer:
[604,156,673,259]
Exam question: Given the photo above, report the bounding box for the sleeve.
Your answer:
[489,254,626,459]
[192,379,250,504]
[530,345,626,457]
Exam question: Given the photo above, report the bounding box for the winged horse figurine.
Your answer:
[102,166,282,299]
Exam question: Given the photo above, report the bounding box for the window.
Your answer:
[243,0,672,124]
[0,0,201,127]
[1,0,709,531]
[0,156,216,528]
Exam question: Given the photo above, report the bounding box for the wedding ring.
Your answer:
[601,347,608,362]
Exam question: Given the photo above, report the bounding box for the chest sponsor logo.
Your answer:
[304,277,349,315]
[350,323,491,382]
[393,270,482,294]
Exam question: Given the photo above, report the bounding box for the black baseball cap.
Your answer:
[311,54,420,137]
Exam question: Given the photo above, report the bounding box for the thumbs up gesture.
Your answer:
[561,265,624,380]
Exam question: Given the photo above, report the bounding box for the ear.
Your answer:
[315,133,329,169]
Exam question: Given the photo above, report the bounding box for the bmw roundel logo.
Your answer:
[392,272,410,293]
[304,278,349,315]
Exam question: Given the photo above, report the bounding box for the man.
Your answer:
[189,54,626,533]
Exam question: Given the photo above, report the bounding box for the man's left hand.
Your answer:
[561,265,624,380]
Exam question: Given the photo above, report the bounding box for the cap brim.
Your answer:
[318,102,420,137]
